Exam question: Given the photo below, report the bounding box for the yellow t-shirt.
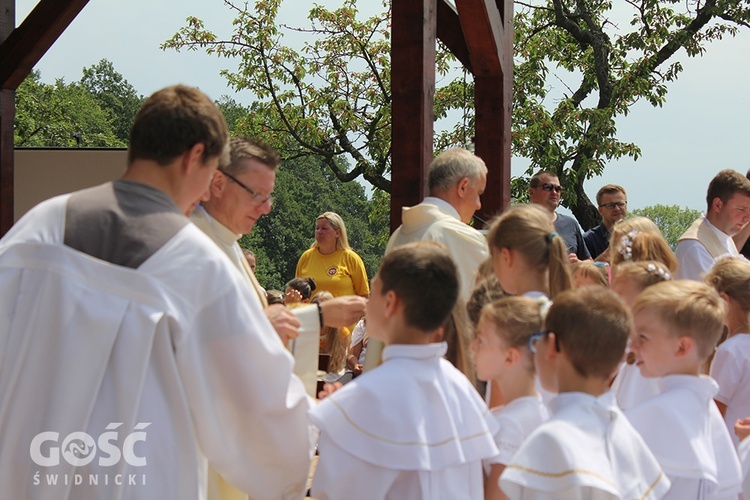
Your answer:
[296,247,370,298]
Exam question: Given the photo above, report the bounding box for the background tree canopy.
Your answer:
[13,61,386,289]
[164,0,750,230]
[630,204,703,250]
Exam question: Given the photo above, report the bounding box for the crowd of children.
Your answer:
[301,200,750,500]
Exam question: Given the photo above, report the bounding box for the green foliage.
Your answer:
[80,59,145,143]
[216,96,253,134]
[504,0,745,229]
[163,0,396,192]
[630,204,702,250]
[164,0,748,231]
[239,154,386,290]
[14,70,125,147]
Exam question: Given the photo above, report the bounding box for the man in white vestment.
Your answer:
[191,137,367,500]
[676,169,750,280]
[191,137,366,343]
[386,148,489,302]
[0,86,312,499]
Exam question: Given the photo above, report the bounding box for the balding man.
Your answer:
[386,148,489,302]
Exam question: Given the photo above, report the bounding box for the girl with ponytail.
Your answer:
[487,204,573,300]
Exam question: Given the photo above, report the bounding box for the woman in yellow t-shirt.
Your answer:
[295,212,370,299]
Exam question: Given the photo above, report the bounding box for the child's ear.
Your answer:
[383,290,398,319]
[506,346,521,366]
[675,335,694,358]
[501,247,513,267]
[543,332,559,360]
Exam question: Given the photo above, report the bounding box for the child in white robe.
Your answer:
[736,418,750,499]
[485,204,573,409]
[705,257,750,448]
[626,280,743,499]
[500,286,670,499]
[471,296,549,499]
[309,242,500,499]
[610,261,672,411]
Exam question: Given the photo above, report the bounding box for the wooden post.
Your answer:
[390,0,437,232]
[0,0,14,235]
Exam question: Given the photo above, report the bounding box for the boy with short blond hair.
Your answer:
[627,280,742,498]
[309,242,499,499]
[500,287,669,499]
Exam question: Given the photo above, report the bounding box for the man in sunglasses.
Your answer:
[529,170,591,262]
[583,184,628,259]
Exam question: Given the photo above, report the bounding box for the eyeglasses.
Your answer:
[528,330,559,353]
[528,331,545,353]
[599,201,627,209]
[534,183,563,193]
[220,169,274,206]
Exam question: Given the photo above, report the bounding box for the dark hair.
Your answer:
[266,290,285,305]
[545,287,632,379]
[378,242,459,331]
[529,170,558,188]
[128,85,228,166]
[706,169,750,211]
[285,277,316,300]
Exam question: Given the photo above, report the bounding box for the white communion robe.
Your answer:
[626,375,742,499]
[739,438,750,500]
[0,191,312,500]
[500,391,670,500]
[309,342,499,500]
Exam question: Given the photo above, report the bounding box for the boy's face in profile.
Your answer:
[630,308,682,378]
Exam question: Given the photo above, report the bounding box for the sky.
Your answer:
[15,0,750,212]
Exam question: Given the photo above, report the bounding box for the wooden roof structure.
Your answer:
[0,0,512,236]
[390,0,512,230]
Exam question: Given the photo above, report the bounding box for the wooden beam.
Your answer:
[474,76,510,222]
[436,0,472,73]
[474,0,513,221]
[390,0,437,232]
[1,0,14,235]
[455,0,505,78]
[0,0,90,90]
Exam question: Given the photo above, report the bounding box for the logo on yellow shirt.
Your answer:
[327,266,337,276]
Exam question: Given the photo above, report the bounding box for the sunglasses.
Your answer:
[535,183,563,193]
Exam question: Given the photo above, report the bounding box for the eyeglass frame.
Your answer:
[599,201,627,209]
[528,330,559,353]
[219,169,274,206]
[531,182,563,193]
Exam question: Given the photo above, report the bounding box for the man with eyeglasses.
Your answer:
[0,86,315,498]
[190,136,366,497]
[529,170,591,262]
[583,184,628,259]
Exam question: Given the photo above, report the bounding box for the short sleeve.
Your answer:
[486,413,524,466]
[347,250,370,296]
[710,345,741,404]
